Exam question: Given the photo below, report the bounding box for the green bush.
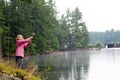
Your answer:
[0,61,41,80]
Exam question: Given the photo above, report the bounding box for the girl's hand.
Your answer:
[30,36,33,39]
[29,33,35,39]
[29,36,34,40]
[32,33,35,37]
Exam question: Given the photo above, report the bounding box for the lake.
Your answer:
[35,48,120,80]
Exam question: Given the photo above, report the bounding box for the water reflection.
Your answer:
[29,48,120,80]
[87,48,120,80]
[38,50,90,80]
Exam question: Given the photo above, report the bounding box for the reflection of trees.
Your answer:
[64,51,90,80]
[36,51,90,80]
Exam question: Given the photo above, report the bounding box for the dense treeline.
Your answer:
[89,29,120,44]
[0,0,89,57]
[58,8,89,49]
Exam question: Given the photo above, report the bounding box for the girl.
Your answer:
[15,34,34,69]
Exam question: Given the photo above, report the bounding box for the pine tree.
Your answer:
[59,7,90,49]
[0,0,5,59]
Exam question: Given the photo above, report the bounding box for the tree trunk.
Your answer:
[0,35,2,61]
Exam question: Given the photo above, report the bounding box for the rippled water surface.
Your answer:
[37,48,120,80]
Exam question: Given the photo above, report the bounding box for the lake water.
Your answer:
[37,48,120,80]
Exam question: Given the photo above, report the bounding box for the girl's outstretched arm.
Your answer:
[16,36,33,46]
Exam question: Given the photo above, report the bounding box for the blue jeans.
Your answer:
[15,56,23,69]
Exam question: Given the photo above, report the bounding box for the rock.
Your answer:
[0,73,22,80]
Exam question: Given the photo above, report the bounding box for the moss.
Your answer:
[0,61,41,80]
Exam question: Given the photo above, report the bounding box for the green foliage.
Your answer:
[94,42,101,48]
[45,66,52,71]
[0,27,3,35]
[0,0,60,56]
[116,42,120,47]
[89,29,120,44]
[0,61,41,80]
[58,7,90,49]
[0,0,90,57]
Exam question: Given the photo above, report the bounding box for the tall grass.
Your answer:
[0,60,41,80]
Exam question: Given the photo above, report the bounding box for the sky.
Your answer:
[54,0,120,32]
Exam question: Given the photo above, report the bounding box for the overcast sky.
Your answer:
[55,0,120,32]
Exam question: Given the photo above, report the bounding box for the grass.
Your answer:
[0,60,41,80]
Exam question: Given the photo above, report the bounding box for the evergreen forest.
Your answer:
[0,0,90,58]
[89,29,120,45]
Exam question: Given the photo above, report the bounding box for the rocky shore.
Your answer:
[0,73,22,80]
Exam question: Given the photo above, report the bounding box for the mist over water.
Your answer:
[27,48,120,80]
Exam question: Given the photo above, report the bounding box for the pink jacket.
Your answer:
[15,38,31,57]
